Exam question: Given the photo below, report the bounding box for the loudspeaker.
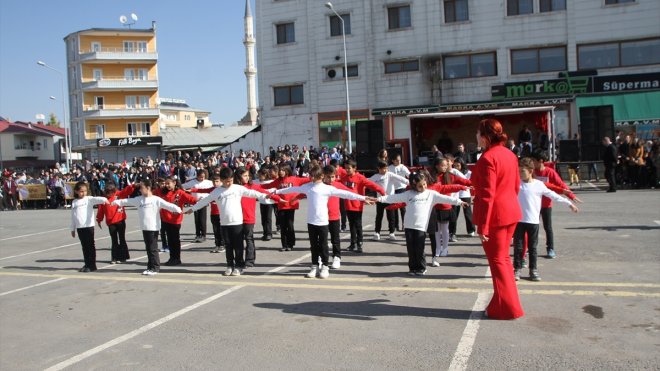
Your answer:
[355,120,384,154]
[559,140,579,162]
[579,105,613,161]
[356,153,379,171]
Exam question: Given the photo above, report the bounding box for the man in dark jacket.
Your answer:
[602,137,618,192]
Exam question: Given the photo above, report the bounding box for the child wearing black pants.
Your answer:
[70,181,108,272]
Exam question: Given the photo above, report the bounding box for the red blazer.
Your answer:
[96,184,134,225]
[471,143,522,236]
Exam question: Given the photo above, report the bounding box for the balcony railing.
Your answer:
[81,106,159,118]
[79,48,157,62]
[82,77,158,90]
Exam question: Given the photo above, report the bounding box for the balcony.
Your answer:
[79,47,157,64]
[81,106,159,118]
[82,77,158,91]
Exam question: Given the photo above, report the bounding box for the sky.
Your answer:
[0,0,256,126]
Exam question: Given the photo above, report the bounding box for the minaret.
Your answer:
[241,0,258,126]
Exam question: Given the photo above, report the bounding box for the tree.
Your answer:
[48,112,61,128]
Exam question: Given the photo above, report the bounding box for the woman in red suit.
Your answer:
[472,118,524,320]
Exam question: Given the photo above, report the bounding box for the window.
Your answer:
[511,46,566,74]
[507,0,533,16]
[578,38,660,69]
[95,96,104,109]
[91,42,101,52]
[540,0,566,12]
[344,64,359,77]
[138,68,148,80]
[126,96,137,109]
[137,41,147,52]
[444,52,496,79]
[388,5,411,30]
[95,125,105,139]
[326,65,359,79]
[43,139,48,149]
[127,123,138,137]
[330,14,351,36]
[123,41,147,52]
[125,68,135,81]
[138,96,149,108]
[184,115,191,121]
[605,0,635,4]
[384,59,419,74]
[276,23,295,44]
[140,123,151,136]
[274,85,304,106]
[444,0,469,23]
[123,41,134,52]
[93,69,103,81]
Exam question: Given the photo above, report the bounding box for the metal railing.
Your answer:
[83,105,153,111]
[80,47,153,54]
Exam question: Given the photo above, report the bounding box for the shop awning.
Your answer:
[407,106,555,119]
[160,125,261,151]
[575,91,660,124]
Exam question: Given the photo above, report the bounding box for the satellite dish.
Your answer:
[131,13,138,21]
[119,15,128,24]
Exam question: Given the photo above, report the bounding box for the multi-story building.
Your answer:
[0,120,64,168]
[251,0,660,163]
[64,24,161,162]
[158,98,211,129]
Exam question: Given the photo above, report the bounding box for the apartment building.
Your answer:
[252,0,660,162]
[64,25,161,162]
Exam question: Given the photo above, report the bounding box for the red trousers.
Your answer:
[482,223,524,320]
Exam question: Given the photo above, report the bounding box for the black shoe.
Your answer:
[356,245,363,253]
[164,260,181,266]
[279,247,290,252]
[347,244,355,251]
[607,189,616,193]
[529,269,541,281]
[261,235,271,241]
[79,266,91,273]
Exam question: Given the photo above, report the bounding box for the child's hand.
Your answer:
[184,209,193,215]
[71,231,76,238]
[572,196,583,203]
[460,201,469,208]
[97,222,103,230]
[569,204,579,213]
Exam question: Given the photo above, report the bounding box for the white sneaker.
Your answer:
[388,233,396,240]
[469,231,476,237]
[306,265,318,278]
[223,268,233,276]
[144,270,158,276]
[331,256,341,269]
[231,268,242,276]
[142,269,150,275]
[439,248,448,257]
[319,265,330,279]
[373,232,380,241]
[431,257,440,267]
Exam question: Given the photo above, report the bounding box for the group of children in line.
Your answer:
[69,152,579,280]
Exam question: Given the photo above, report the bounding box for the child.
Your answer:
[388,154,410,231]
[451,159,475,237]
[272,166,373,278]
[330,159,348,232]
[112,180,182,276]
[377,173,466,276]
[255,166,276,241]
[531,152,570,259]
[96,182,135,264]
[514,158,578,281]
[182,169,213,243]
[187,167,270,276]
[70,181,109,272]
[430,157,471,258]
[154,177,199,266]
[369,161,409,240]
[340,160,385,253]
[268,163,311,252]
[207,175,226,254]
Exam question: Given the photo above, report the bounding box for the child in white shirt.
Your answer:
[378,172,466,276]
[369,161,409,241]
[70,181,109,272]
[514,158,578,281]
[273,166,373,279]
[113,180,182,276]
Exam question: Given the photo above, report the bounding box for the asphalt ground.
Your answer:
[0,182,658,370]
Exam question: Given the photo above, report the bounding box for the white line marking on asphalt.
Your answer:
[448,292,489,371]
[0,230,140,261]
[0,277,68,297]
[97,243,195,270]
[654,220,660,226]
[265,253,311,274]
[43,285,245,371]
[585,181,599,190]
[0,228,70,241]
[43,253,310,371]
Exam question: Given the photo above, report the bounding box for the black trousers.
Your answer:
[223,225,244,268]
[340,200,347,229]
[278,209,296,249]
[513,222,539,270]
[243,223,256,267]
[77,227,97,270]
[375,202,395,234]
[194,206,207,238]
[108,220,130,261]
[260,203,274,237]
[450,198,474,235]
[329,220,341,258]
[405,228,426,272]
[308,224,330,266]
[347,210,363,247]
[160,225,168,248]
[540,207,553,252]
[162,222,182,262]
[605,165,616,191]
[142,230,160,272]
[210,214,224,247]
[393,188,406,230]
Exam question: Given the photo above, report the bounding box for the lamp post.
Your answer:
[325,2,352,155]
[38,60,72,173]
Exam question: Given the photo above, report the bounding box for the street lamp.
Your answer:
[325,2,352,155]
[38,60,72,173]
